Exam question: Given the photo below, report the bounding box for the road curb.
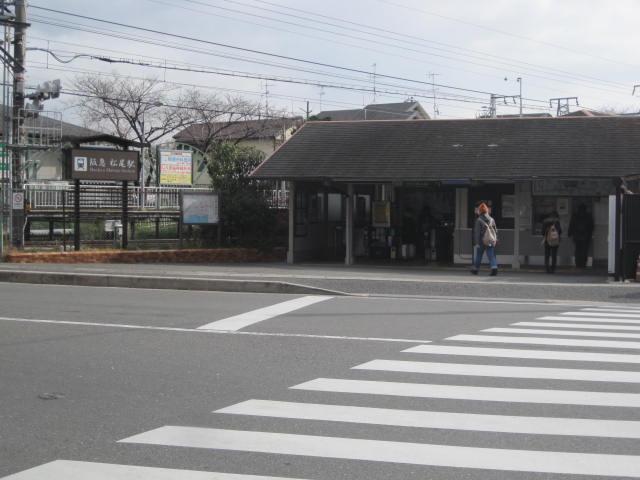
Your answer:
[0,270,346,296]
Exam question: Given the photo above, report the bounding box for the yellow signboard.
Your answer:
[160,150,192,185]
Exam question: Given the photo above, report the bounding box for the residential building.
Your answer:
[173,117,303,186]
[316,101,429,121]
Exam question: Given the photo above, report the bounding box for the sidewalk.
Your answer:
[0,261,636,304]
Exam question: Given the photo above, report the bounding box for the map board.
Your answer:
[181,191,219,224]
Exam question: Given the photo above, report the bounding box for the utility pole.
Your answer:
[488,94,518,118]
[11,0,25,248]
[305,100,310,120]
[263,79,270,114]
[428,72,440,119]
[371,63,377,104]
[517,77,522,117]
[550,97,579,116]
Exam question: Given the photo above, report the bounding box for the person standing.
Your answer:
[568,204,594,268]
[542,210,562,273]
[471,202,498,276]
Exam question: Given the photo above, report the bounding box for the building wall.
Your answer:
[453,181,611,267]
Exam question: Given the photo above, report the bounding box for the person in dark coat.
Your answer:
[542,211,562,273]
[471,203,498,276]
[568,204,594,268]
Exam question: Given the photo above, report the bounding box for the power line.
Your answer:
[28,15,496,104]
[27,60,490,115]
[29,49,487,104]
[29,4,515,98]
[171,0,630,92]
[373,0,639,70]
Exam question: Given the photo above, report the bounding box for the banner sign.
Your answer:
[71,149,139,181]
[372,201,391,227]
[181,191,219,224]
[160,150,192,185]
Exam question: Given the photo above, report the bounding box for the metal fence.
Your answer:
[24,184,212,211]
[25,184,289,211]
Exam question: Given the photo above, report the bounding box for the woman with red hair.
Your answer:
[471,202,498,276]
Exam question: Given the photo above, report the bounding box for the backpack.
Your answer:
[546,225,560,247]
[482,219,497,246]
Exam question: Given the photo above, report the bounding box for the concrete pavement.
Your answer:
[2,282,640,479]
[0,261,636,303]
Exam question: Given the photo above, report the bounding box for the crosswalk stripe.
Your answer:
[583,308,640,315]
[447,334,640,350]
[291,377,640,407]
[0,460,305,480]
[196,296,332,331]
[120,426,640,477]
[484,327,640,339]
[352,359,640,383]
[591,306,640,312]
[564,311,640,319]
[403,344,640,363]
[539,315,640,325]
[514,321,640,331]
[215,399,640,438]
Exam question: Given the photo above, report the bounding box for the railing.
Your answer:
[24,184,212,211]
[25,184,289,211]
[264,189,289,209]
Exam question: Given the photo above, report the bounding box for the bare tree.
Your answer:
[72,74,192,185]
[178,89,290,158]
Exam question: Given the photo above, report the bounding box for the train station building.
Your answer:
[251,116,640,272]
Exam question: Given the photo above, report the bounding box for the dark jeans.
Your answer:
[574,240,590,268]
[544,244,558,273]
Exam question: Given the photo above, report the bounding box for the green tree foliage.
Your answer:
[207,142,277,248]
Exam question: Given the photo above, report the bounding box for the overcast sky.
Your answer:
[27,0,640,123]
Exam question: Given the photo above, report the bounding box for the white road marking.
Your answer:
[403,344,640,364]
[120,426,640,477]
[448,334,640,350]
[515,321,640,331]
[539,315,640,325]
[196,296,333,331]
[352,359,640,383]
[564,311,640,319]
[216,399,640,439]
[484,327,640,339]
[0,316,430,344]
[0,460,304,480]
[583,308,640,315]
[588,306,640,311]
[291,377,640,407]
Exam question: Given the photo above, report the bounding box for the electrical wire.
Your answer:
[29,4,518,98]
[171,0,630,92]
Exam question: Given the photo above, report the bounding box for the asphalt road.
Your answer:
[2,283,640,479]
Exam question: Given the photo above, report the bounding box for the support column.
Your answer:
[287,181,295,264]
[345,183,354,265]
[121,180,129,250]
[512,183,521,270]
[323,186,329,260]
[74,179,80,251]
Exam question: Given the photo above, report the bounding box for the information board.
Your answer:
[71,149,139,181]
[160,150,192,185]
[181,191,219,224]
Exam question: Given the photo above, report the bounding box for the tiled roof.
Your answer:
[174,117,303,145]
[251,117,640,181]
[316,101,429,121]
[564,109,614,117]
